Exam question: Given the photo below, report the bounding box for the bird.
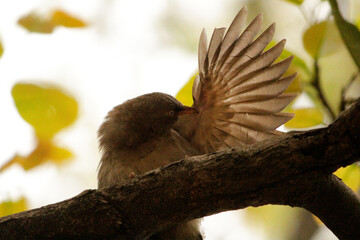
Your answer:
[97,7,297,240]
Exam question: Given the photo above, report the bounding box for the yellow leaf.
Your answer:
[285,108,323,128]
[284,76,301,93]
[0,197,27,217]
[335,165,360,192]
[303,21,327,58]
[284,65,302,93]
[0,40,3,58]
[12,83,78,139]
[18,10,86,33]
[51,10,87,28]
[18,13,54,33]
[176,73,197,106]
[0,139,73,171]
[48,144,73,165]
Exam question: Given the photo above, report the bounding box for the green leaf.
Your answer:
[0,197,27,217]
[285,108,323,128]
[302,20,342,59]
[329,0,360,70]
[303,21,327,58]
[282,0,304,5]
[12,83,78,139]
[176,73,197,106]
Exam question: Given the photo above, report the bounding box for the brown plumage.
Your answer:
[98,7,297,240]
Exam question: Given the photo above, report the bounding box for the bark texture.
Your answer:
[1,98,360,240]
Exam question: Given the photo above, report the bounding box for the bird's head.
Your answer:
[98,92,197,151]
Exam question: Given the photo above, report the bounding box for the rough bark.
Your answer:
[1,98,360,240]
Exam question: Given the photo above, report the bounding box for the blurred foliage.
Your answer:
[335,165,360,192]
[12,83,78,139]
[0,197,28,217]
[159,1,204,53]
[266,41,311,85]
[247,206,303,239]
[285,108,323,128]
[318,20,342,57]
[1,3,85,220]
[283,0,304,5]
[301,20,343,60]
[329,0,360,70]
[0,139,73,172]
[18,13,54,33]
[0,40,3,58]
[303,21,327,59]
[18,9,87,33]
[0,83,77,172]
[51,10,87,28]
[176,72,197,106]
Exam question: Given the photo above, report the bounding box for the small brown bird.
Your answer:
[98,7,297,240]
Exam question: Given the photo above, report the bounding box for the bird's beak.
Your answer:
[178,106,198,115]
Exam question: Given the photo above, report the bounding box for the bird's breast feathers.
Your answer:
[98,129,197,188]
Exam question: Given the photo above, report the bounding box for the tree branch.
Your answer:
[305,174,360,240]
[1,98,360,240]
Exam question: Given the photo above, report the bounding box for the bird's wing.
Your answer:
[190,7,297,153]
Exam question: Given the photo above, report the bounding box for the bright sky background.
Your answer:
[0,0,349,239]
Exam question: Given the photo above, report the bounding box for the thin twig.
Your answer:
[340,71,359,112]
[312,59,336,121]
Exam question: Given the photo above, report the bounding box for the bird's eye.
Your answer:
[169,111,175,117]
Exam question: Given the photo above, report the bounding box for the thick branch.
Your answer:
[1,99,360,240]
[305,174,360,240]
